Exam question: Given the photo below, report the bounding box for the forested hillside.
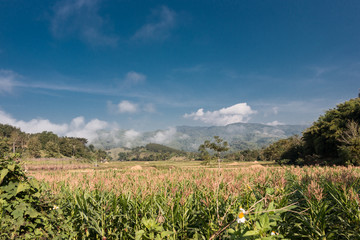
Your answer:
[0,124,109,161]
[115,143,194,161]
[261,98,360,166]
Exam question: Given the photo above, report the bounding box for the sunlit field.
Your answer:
[24,161,360,239]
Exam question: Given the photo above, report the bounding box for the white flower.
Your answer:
[53,205,59,210]
[271,231,279,236]
[236,208,246,223]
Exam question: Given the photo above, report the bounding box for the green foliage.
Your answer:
[26,136,41,158]
[0,124,20,138]
[281,173,360,239]
[145,143,183,154]
[135,218,174,240]
[198,136,229,166]
[0,137,10,157]
[37,131,59,149]
[263,135,304,164]
[0,154,73,239]
[2,157,360,239]
[337,120,360,166]
[225,149,264,162]
[262,99,360,166]
[115,145,189,161]
[53,172,297,239]
[0,124,25,155]
[95,149,109,162]
[45,141,60,158]
[303,98,360,164]
[0,124,110,161]
[118,152,129,161]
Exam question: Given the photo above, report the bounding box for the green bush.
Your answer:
[0,154,74,239]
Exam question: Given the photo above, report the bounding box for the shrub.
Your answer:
[0,154,73,239]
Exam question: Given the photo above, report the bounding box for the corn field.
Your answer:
[24,165,360,239]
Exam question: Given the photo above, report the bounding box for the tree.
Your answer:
[263,135,303,164]
[0,137,10,157]
[198,136,229,168]
[9,131,21,154]
[0,124,19,138]
[96,149,108,162]
[88,144,95,152]
[38,131,59,149]
[118,152,129,161]
[59,138,73,157]
[27,136,42,158]
[45,141,60,158]
[302,98,360,164]
[198,143,212,164]
[337,120,360,166]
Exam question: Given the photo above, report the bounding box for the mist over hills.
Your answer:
[91,122,308,152]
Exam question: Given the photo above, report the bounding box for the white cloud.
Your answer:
[0,110,108,142]
[184,103,257,126]
[51,0,118,46]
[0,70,19,94]
[124,71,146,85]
[118,100,138,113]
[0,110,16,124]
[0,109,68,135]
[66,117,108,141]
[124,129,141,139]
[133,6,176,41]
[108,100,155,114]
[149,127,176,144]
[18,119,68,135]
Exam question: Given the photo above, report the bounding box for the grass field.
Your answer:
[24,159,277,171]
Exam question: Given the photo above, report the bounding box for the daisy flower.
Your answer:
[236,208,246,223]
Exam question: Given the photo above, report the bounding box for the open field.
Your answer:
[23,159,277,171]
[17,160,360,239]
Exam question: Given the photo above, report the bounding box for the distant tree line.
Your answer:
[117,143,193,161]
[224,149,265,162]
[0,124,110,161]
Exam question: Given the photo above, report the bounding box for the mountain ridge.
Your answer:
[91,122,308,152]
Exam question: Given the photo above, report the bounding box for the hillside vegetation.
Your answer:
[115,143,194,162]
[262,98,360,166]
[0,125,110,162]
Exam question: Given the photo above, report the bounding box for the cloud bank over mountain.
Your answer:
[184,103,257,126]
[0,107,307,151]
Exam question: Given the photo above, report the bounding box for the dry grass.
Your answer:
[29,163,360,203]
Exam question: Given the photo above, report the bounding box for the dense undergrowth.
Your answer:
[1,155,360,239]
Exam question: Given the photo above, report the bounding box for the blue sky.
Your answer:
[0,0,359,139]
